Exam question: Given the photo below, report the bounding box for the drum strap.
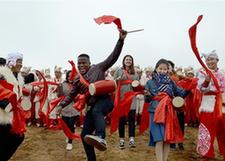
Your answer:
[123,69,132,80]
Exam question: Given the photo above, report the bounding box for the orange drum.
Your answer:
[172,96,184,111]
[131,80,145,92]
[89,80,117,96]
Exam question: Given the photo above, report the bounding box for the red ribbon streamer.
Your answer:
[35,70,48,118]
[31,81,59,87]
[94,15,122,30]
[110,77,144,134]
[58,118,81,140]
[188,15,222,117]
[68,60,78,81]
[139,103,150,134]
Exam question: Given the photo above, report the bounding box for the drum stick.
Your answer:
[127,29,144,33]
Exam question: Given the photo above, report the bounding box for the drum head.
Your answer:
[89,83,96,96]
[131,80,139,88]
[172,96,184,108]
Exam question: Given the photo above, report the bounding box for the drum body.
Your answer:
[89,80,117,96]
[131,80,144,92]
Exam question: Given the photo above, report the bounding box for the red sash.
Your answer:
[153,92,184,143]
[111,70,143,134]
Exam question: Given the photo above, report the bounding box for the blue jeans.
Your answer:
[81,95,113,161]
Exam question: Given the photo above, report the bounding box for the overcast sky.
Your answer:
[0,0,224,74]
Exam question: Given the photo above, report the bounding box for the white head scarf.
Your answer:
[6,52,23,68]
[202,50,219,60]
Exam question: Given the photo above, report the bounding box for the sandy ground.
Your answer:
[10,126,223,161]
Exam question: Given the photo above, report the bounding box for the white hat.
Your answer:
[6,52,23,68]
[45,68,51,76]
[54,65,62,72]
[187,69,195,75]
[202,50,219,60]
[21,66,31,74]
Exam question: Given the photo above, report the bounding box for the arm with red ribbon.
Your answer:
[188,15,222,118]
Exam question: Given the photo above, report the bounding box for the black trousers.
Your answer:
[81,95,114,161]
[0,124,24,161]
[62,116,78,143]
[119,109,136,138]
[177,111,185,134]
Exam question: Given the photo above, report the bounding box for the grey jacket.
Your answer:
[58,82,80,117]
[114,67,139,110]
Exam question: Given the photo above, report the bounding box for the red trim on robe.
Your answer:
[188,15,222,118]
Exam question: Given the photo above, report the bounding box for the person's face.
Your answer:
[156,63,168,75]
[110,70,115,77]
[137,71,142,77]
[11,59,23,73]
[168,64,173,74]
[145,71,152,77]
[124,56,133,67]
[68,72,73,83]
[36,71,43,81]
[78,57,90,75]
[186,73,194,79]
[206,57,218,70]
[54,71,62,78]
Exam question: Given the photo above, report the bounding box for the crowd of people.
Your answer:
[0,30,225,161]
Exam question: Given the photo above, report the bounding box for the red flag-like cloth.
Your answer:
[153,92,184,143]
[188,15,222,118]
[94,15,122,30]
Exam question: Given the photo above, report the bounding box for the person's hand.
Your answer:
[119,29,127,40]
[144,90,151,96]
[205,75,211,82]
[33,86,40,91]
[116,75,122,81]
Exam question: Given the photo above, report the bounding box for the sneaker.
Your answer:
[36,123,41,127]
[84,135,107,151]
[66,143,73,151]
[27,122,32,127]
[129,139,136,148]
[119,140,125,149]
